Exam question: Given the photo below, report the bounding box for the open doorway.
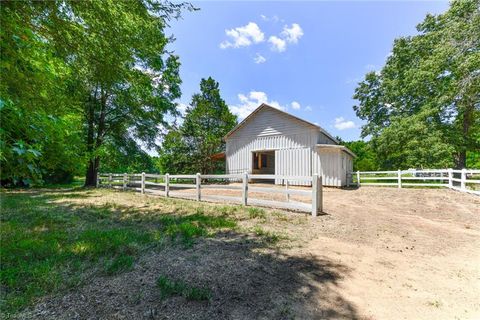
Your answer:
[252,150,275,175]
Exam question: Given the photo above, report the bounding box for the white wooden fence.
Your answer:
[97,173,323,216]
[347,168,480,195]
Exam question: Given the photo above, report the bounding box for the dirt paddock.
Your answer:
[19,187,480,320]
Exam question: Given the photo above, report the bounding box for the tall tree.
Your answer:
[1,1,191,186]
[0,2,84,185]
[353,0,480,169]
[158,77,237,174]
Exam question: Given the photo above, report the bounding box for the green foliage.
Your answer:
[157,275,211,301]
[467,151,480,168]
[158,77,237,174]
[341,140,378,171]
[0,0,192,186]
[0,2,84,185]
[353,0,480,169]
[100,138,157,174]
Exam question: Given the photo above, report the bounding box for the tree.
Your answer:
[0,2,84,185]
[341,140,378,171]
[353,0,480,169]
[55,1,188,186]
[1,1,193,186]
[158,77,237,174]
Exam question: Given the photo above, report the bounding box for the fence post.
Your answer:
[109,173,112,188]
[356,171,360,187]
[398,169,402,189]
[96,173,100,188]
[285,179,290,202]
[165,173,170,197]
[123,173,127,190]
[141,172,145,194]
[196,173,201,201]
[448,168,453,188]
[461,168,466,190]
[242,171,248,206]
[312,174,323,217]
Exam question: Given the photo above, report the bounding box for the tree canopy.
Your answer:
[1,0,192,186]
[158,77,237,174]
[353,0,480,169]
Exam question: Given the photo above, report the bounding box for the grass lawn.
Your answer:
[0,186,283,316]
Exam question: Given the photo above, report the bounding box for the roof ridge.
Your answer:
[225,103,339,144]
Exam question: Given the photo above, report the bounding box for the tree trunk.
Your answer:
[85,157,100,186]
[84,94,97,187]
[456,151,467,170]
[84,89,107,187]
[455,102,473,169]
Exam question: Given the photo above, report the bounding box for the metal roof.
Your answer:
[316,144,357,158]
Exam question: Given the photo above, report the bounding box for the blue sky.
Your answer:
[166,1,449,141]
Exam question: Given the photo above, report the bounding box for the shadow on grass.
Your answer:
[19,231,361,319]
[2,188,361,319]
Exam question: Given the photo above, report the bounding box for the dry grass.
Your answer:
[3,186,480,320]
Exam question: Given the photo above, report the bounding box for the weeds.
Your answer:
[253,226,284,244]
[104,255,135,275]
[248,207,266,220]
[157,275,211,301]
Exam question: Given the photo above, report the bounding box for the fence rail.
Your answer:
[98,172,323,216]
[347,168,480,195]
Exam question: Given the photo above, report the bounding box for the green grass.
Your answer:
[253,226,283,244]
[248,207,266,220]
[103,255,135,275]
[157,275,211,301]
[0,189,237,314]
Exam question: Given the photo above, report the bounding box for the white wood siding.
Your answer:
[312,148,354,187]
[275,148,311,185]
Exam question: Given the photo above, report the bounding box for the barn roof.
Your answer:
[224,103,339,144]
[316,144,357,158]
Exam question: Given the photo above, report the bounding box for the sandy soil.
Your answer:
[18,187,480,320]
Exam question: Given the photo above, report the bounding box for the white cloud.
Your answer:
[291,101,301,110]
[254,53,266,64]
[305,106,312,111]
[268,23,303,52]
[281,23,303,44]
[260,14,280,23]
[220,22,265,49]
[334,117,356,130]
[268,35,286,52]
[230,91,285,119]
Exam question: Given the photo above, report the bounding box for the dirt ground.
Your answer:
[18,187,480,320]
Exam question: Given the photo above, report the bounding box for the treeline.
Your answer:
[352,0,479,170]
[339,139,479,172]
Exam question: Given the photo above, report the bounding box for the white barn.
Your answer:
[225,104,355,186]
